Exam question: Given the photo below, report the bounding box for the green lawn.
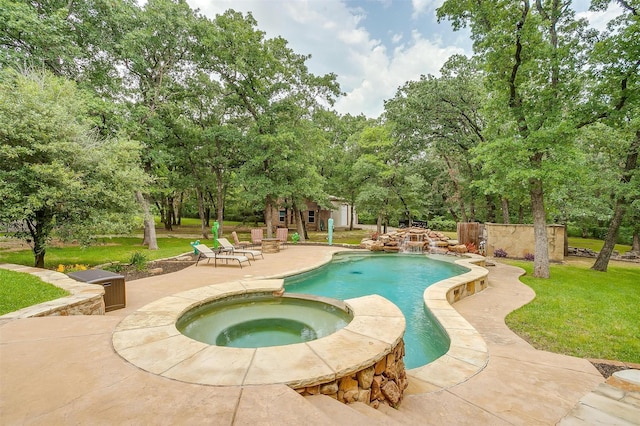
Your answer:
[0,269,69,315]
[0,237,196,270]
[504,260,640,363]
[568,236,631,254]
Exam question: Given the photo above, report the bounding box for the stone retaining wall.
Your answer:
[295,339,407,409]
[0,263,105,325]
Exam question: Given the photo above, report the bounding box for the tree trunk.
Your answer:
[501,198,510,223]
[592,130,639,271]
[301,212,309,240]
[459,199,468,223]
[293,205,306,242]
[163,196,173,231]
[26,216,48,268]
[215,169,225,235]
[529,178,550,278]
[469,198,476,222]
[176,192,183,225]
[485,195,496,223]
[349,200,355,231]
[166,196,174,230]
[136,191,159,250]
[592,200,625,272]
[195,188,209,239]
[632,232,640,253]
[376,214,382,234]
[518,205,524,224]
[563,223,569,257]
[265,196,274,238]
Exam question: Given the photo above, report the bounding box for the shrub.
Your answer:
[428,216,457,232]
[129,251,148,271]
[465,242,478,254]
[523,252,535,261]
[494,248,508,258]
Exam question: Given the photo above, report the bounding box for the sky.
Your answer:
[186,0,622,118]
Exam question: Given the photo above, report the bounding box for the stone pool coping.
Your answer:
[112,253,489,393]
[112,280,406,389]
[407,254,490,393]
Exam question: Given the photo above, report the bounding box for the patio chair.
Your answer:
[250,228,264,248]
[194,243,251,268]
[276,227,288,249]
[231,231,251,249]
[217,238,264,260]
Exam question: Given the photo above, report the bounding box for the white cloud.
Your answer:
[187,0,466,118]
[411,0,445,19]
[576,3,624,33]
[335,30,464,117]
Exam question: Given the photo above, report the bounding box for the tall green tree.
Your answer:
[320,112,371,231]
[438,1,591,277]
[385,55,489,223]
[580,0,640,271]
[117,0,200,249]
[198,10,340,238]
[0,68,146,267]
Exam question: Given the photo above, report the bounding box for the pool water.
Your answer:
[285,252,468,369]
[176,294,353,348]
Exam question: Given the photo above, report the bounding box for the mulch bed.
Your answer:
[118,254,198,282]
[590,359,640,379]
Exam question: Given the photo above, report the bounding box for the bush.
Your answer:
[494,248,508,258]
[523,252,535,261]
[566,224,633,245]
[129,251,148,271]
[428,217,457,232]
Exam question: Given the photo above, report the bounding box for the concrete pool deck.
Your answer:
[1,245,637,424]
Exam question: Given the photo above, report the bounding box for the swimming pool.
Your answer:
[285,252,469,369]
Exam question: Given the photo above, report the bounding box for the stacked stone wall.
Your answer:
[295,340,407,408]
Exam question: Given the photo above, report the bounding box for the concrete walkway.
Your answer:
[1,246,637,424]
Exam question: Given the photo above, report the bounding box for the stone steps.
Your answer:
[306,395,397,425]
[305,394,439,425]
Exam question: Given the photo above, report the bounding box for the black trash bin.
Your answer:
[68,269,126,312]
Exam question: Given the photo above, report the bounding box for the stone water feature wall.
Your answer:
[295,339,408,409]
[360,227,470,254]
[485,223,565,261]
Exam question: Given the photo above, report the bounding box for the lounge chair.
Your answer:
[250,228,264,248]
[217,238,264,260]
[194,244,250,268]
[232,231,251,249]
[276,228,288,249]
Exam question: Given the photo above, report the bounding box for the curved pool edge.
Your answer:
[406,254,490,394]
[112,250,491,397]
[112,278,406,391]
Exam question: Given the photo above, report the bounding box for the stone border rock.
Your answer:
[0,263,105,325]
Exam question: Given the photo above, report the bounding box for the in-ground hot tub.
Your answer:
[176,293,353,348]
[112,279,407,407]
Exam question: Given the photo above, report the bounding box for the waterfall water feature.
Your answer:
[399,232,426,254]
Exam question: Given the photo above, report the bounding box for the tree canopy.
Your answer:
[0,68,147,267]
